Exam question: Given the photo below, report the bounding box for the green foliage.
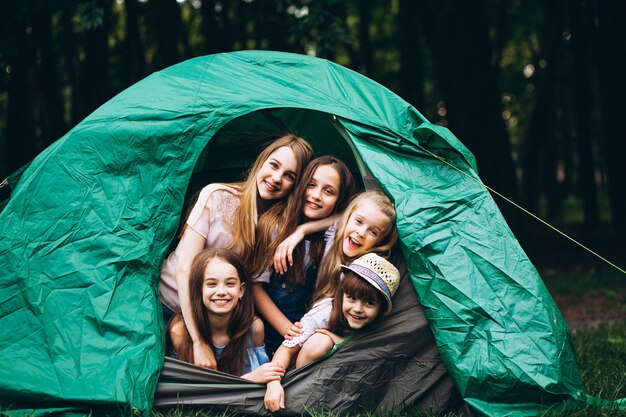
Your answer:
[76,1,105,30]
[279,0,352,58]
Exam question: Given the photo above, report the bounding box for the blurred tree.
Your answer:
[59,1,83,127]
[149,0,187,70]
[522,0,565,219]
[356,0,372,75]
[33,0,66,148]
[201,0,221,54]
[1,0,623,240]
[78,0,112,118]
[419,0,519,207]
[596,0,626,234]
[569,0,599,228]
[124,0,147,84]
[398,0,424,110]
[2,0,38,175]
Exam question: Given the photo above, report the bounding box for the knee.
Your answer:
[168,318,188,349]
[299,333,334,361]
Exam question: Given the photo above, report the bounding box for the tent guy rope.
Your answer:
[417,144,626,277]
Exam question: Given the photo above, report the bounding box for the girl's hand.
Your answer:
[273,228,305,274]
[283,321,303,340]
[242,362,285,384]
[314,329,345,347]
[264,379,286,412]
[193,341,217,369]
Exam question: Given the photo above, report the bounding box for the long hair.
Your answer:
[249,156,356,284]
[327,272,387,334]
[233,134,313,261]
[166,248,255,376]
[313,191,398,303]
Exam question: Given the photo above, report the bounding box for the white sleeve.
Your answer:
[282,298,333,347]
[185,185,215,237]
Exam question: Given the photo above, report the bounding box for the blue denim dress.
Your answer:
[214,327,270,374]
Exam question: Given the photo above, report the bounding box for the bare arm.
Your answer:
[264,344,301,412]
[274,214,338,274]
[175,227,217,369]
[252,283,302,339]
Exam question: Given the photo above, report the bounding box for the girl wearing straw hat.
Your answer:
[264,252,400,412]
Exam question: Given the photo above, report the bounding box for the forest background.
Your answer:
[1,0,625,321]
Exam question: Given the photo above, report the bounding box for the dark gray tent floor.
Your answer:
[154,251,471,416]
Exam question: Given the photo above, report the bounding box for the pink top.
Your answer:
[159,183,240,311]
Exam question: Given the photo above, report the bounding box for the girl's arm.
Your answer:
[263,297,333,411]
[295,329,343,368]
[174,227,217,369]
[264,344,301,412]
[274,214,338,274]
[252,283,303,338]
[241,318,285,383]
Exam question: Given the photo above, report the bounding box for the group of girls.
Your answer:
[159,133,402,410]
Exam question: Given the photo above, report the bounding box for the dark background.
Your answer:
[1,0,625,272]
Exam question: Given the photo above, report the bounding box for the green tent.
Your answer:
[0,51,587,416]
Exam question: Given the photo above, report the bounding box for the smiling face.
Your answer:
[342,200,391,258]
[256,146,298,201]
[201,258,245,316]
[303,164,341,220]
[341,292,381,330]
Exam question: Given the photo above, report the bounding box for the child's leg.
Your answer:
[295,333,334,368]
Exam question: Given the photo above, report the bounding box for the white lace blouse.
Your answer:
[159,183,240,311]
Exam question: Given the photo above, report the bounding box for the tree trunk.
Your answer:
[79,0,111,118]
[398,0,424,111]
[523,0,565,219]
[151,0,183,70]
[596,0,626,233]
[124,0,147,85]
[4,2,37,176]
[59,1,83,127]
[357,0,373,76]
[419,0,520,226]
[33,0,66,147]
[201,0,222,54]
[569,0,599,228]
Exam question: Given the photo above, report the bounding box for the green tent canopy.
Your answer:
[0,51,588,416]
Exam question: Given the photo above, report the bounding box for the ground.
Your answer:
[519,221,626,331]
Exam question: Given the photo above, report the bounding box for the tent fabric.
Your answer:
[0,50,586,416]
[155,254,468,415]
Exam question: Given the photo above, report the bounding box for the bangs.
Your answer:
[341,272,385,305]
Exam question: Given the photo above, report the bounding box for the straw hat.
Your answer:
[341,253,400,315]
